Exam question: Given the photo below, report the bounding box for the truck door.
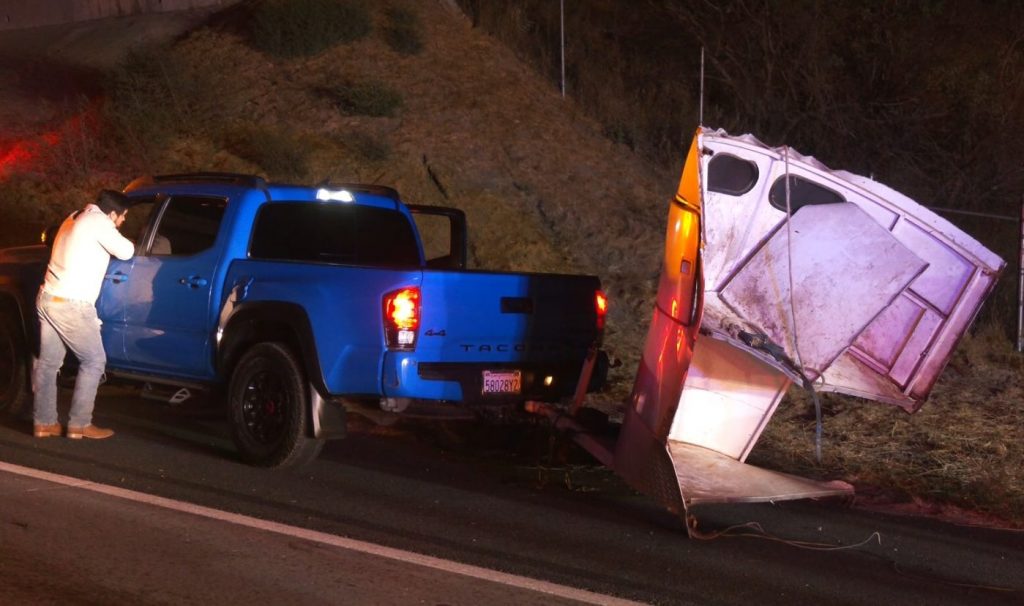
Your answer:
[121,195,227,378]
[96,195,164,366]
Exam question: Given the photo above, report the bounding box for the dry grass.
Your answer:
[754,322,1024,525]
[0,0,1020,526]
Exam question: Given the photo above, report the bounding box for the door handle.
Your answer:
[179,275,209,288]
[104,271,128,284]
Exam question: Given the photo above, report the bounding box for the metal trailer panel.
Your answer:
[717,203,928,378]
[698,130,1005,411]
[551,128,1003,526]
[668,336,789,461]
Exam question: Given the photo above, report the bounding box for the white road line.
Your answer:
[0,460,646,606]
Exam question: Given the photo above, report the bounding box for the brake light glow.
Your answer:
[595,290,608,330]
[384,287,420,349]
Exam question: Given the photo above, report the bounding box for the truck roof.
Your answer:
[123,172,405,211]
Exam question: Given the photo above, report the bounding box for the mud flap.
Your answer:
[310,383,346,439]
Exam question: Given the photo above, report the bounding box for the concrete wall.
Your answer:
[0,0,237,31]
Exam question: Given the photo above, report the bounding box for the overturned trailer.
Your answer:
[530,128,1006,530]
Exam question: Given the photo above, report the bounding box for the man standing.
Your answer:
[33,190,134,439]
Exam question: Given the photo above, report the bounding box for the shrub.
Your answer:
[35,98,107,181]
[319,80,403,117]
[224,126,310,181]
[0,175,45,226]
[106,46,183,162]
[0,175,89,247]
[105,45,217,169]
[345,131,390,162]
[602,123,636,150]
[249,0,371,58]
[382,6,424,55]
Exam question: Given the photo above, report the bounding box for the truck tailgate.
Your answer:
[383,269,604,402]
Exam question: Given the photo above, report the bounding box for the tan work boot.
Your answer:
[33,423,63,438]
[66,425,114,440]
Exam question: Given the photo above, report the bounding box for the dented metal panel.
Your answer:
[669,441,852,506]
[549,127,1004,527]
[613,131,861,513]
[717,203,927,378]
[668,337,789,461]
[698,129,1005,410]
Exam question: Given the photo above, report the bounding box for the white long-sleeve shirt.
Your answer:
[42,204,134,303]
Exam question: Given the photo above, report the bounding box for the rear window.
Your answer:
[250,202,421,267]
[152,195,228,257]
[768,175,845,214]
[707,153,758,196]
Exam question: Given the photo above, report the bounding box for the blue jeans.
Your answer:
[33,290,106,428]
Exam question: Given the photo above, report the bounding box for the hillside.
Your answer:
[0,1,673,383]
[0,0,1020,526]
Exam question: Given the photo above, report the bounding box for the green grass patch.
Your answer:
[318,80,403,117]
[106,46,185,162]
[345,131,390,162]
[382,6,424,56]
[105,45,219,170]
[248,0,371,58]
[223,126,310,182]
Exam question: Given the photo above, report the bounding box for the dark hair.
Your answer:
[96,189,129,215]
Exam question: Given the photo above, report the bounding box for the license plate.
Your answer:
[482,370,522,395]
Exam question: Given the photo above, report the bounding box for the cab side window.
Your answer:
[122,196,160,255]
[152,196,228,257]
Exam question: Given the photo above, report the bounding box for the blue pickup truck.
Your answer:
[0,173,608,466]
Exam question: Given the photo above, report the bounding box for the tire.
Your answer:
[227,342,324,468]
[0,309,32,418]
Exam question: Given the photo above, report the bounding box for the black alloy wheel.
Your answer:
[228,342,324,467]
[240,369,288,446]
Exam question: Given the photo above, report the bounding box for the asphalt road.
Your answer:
[1,388,1021,605]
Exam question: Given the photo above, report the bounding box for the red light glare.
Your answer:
[1,100,102,176]
[0,140,38,172]
[595,290,608,330]
[387,288,420,330]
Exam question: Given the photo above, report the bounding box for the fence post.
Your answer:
[559,0,566,98]
[1017,196,1023,352]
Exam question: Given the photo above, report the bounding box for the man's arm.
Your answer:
[99,221,135,260]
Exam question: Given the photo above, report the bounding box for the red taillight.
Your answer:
[595,290,608,330]
[384,287,420,350]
